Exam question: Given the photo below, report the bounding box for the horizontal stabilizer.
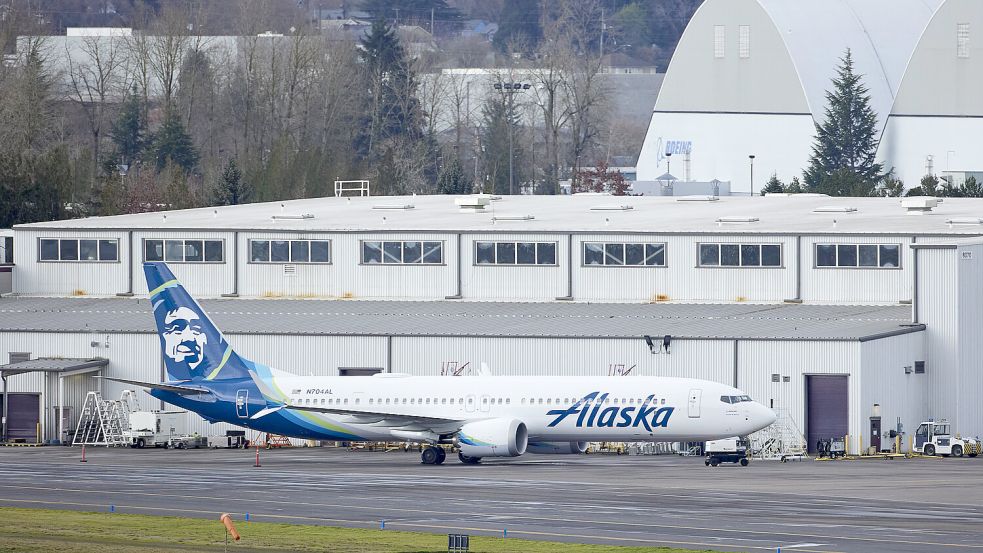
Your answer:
[97,376,212,396]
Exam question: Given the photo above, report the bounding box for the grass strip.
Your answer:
[0,506,723,552]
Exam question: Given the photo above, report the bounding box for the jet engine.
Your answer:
[525,441,588,454]
[457,418,528,457]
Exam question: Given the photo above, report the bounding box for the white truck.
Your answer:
[705,437,750,467]
[913,420,981,457]
[123,411,181,448]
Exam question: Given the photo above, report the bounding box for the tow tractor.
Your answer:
[705,437,750,467]
[912,419,981,457]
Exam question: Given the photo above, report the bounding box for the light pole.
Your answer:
[493,81,530,195]
[749,155,756,196]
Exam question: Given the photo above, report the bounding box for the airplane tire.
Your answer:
[458,452,481,465]
[421,447,440,465]
[435,448,446,465]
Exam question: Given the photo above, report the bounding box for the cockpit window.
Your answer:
[720,395,753,404]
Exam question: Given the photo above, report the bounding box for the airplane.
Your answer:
[106,262,777,465]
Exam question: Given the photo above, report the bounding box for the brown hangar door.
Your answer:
[1,393,40,442]
[806,375,848,453]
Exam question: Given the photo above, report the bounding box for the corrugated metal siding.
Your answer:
[800,235,913,303]
[461,233,568,300]
[860,331,929,446]
[738,340,860,451]
[13,229,130,295]
[916,248,957,428]
[957,243,983,436]
[391,336,734,382]
[132,231,235,296]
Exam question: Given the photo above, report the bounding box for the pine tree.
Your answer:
[804,49,885,196]
[436,157,472,195]
[111,86,147,165]
[358,19,424,160]
[787,176,803,194]
[212,158,250,206]
[878,173,905,197]
[962,176,983,198]
[761,174,786,195]
[153,109,199,173]
[481,94,523,195]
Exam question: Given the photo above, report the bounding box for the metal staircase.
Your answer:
[750,408,808,461]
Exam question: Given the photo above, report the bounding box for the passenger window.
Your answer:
[546,399,552,404]
[343,399,348,405]
[482,398,487,404]
[498,398,503,404]
[505,398,510,404]
[521,398,526,405]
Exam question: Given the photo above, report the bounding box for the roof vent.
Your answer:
[901,197,937,215]
[716,216,759,225]
[492,214,535,222]
[946,218,983,227]
[590,204,634,211]
[271,213,314,220]
[813,206,857,213]
[676,195,719,202]
[455,195,490,212]
[372,204,415,210]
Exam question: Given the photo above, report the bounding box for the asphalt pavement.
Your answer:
[0,446,981,553]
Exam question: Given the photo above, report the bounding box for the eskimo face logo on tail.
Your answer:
[162,306,208,371]
[547,392,674,431]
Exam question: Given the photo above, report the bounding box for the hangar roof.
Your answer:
[0,296,920,341]
[15,194,983,236]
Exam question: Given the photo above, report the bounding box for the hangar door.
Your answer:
[0,393,40,442]
[806,376,848,453]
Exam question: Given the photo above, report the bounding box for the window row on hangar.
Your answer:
[35,237,904,269]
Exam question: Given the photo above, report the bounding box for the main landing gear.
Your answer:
[458,452,481,465]
[421,446,447,465]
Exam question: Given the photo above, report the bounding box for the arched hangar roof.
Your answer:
[655,0,941,126]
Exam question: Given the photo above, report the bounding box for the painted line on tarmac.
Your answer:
[0,497,839,553]
[1,484,981,550]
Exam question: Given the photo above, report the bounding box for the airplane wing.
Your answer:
[97,376,212,396]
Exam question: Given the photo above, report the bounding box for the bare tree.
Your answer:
[149,6,190,113]
[65,34,128,177]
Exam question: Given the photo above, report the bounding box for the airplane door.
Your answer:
[465,394,476,413]
[236,389,249,419]
[479,394,491,413]
[687,389,702,418]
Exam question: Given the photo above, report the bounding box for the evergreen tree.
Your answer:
[153,109,199,173]
[481,94,523,195]
[962,176,983,198]
[906,174,940,197]
[787,176,803,194]
[211,158,251,206]
[804,50,885,196]
[358,19,424,160]
[111,86,147,165]
[878,173,905,197]
[493,0,542,53]
[760,174,786,195]
[436,157,472,195]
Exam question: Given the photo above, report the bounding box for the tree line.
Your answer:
[1,0,647,227]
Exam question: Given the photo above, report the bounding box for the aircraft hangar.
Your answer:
[1,193,981,452]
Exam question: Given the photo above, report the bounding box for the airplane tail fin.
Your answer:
[145,262,253,382]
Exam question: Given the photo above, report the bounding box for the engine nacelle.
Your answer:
[525,441,588,455]
[457,418,528,457]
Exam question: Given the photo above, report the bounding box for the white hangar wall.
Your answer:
[1,329,927,448]
[14,227,923,304]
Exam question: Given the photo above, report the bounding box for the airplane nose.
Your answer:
[760,404,777,427]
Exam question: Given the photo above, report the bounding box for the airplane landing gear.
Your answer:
[421,446,446,465]
[458,452,481,465]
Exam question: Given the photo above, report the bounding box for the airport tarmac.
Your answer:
[0,446,982,553]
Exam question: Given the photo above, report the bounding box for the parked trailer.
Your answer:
[123,411,180,448]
